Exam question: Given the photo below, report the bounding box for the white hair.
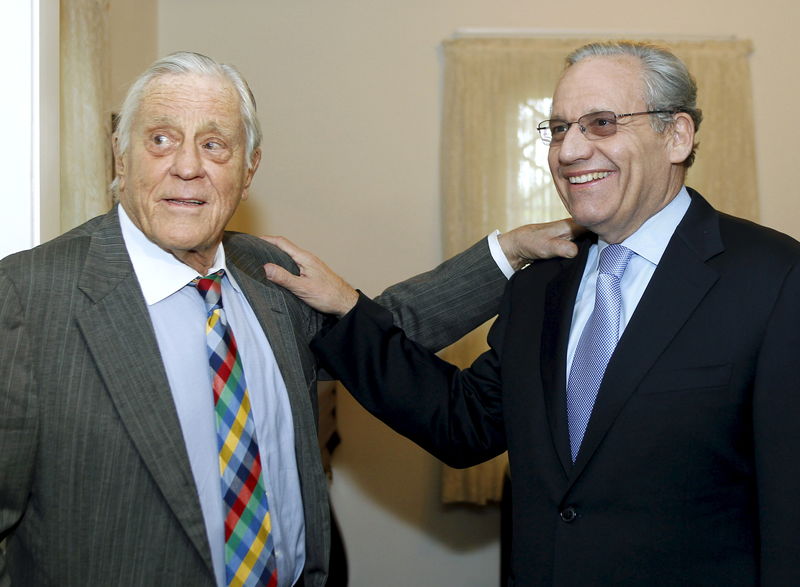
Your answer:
[111,51,262,196]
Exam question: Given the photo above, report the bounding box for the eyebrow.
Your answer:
[548,107,615,120]
[143,115,239,138]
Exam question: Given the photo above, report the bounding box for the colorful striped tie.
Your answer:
[194,270,278,587]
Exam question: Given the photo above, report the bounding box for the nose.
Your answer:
[556,123,593,165]
[170,142,206,180]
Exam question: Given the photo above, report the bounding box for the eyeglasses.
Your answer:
[536,110,676,145]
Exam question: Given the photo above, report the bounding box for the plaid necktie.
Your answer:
[566,244,634,462]
[194,270,278,587]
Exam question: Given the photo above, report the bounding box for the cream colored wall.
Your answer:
[109,0,158,109]
[110,0,800,585]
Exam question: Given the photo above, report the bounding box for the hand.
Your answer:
[261,236,359,317]
[498,218,583,271]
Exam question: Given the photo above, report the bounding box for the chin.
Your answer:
[567,201,614,229]
[567,210,601,230]
[153,234,205,254]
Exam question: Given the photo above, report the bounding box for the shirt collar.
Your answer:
[118,204,241,305]
[597,186,692,266]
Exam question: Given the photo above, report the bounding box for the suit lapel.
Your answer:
[541,237,594,475]
[228,265,315,420]
[74,208,214,572]
[228,260,330,571]
[569,192,724,481]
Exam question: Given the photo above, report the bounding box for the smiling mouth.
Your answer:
[568,171,611,185]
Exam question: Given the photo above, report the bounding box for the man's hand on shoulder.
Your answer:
[262,236,359,318]
[499,218,583,271]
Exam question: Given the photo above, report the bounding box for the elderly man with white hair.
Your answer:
[0,51,577,586]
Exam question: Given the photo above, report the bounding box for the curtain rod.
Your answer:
[453,28,739,42]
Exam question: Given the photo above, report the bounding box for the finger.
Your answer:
[260,235,313,266]
[549,237,579,259]
[541,218,582,240]
[263,263,302,289]
[563,218,585,239]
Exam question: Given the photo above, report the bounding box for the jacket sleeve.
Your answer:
[373,238,507,352]
[0,267,38,584]
[311,291,509,468]
[226,232,506,353]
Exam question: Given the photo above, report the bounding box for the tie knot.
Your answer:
[193,269,225,311]
[598,244,633,279]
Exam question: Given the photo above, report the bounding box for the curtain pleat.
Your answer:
[60,0,112,232]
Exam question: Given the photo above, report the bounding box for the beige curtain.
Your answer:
[60,0,112,232]
[440,37,757,505]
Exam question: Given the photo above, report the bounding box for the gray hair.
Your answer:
[566,41,703,167]
[111,51,262,196]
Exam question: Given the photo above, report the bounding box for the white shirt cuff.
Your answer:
[488,229,516,279]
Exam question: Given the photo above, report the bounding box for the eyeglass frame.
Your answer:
[536,110,678,146]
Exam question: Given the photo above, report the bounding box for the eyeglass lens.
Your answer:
[541,111,618,144]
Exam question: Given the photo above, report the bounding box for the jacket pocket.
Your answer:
[638,363,732,395]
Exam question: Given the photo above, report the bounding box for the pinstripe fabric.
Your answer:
[372,239,507,349]
[0,206,507,586]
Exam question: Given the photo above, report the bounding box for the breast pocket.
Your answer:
[638,363,732,395]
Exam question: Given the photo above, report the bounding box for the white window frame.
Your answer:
[1,0,59,259]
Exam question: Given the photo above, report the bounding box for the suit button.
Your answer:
[560,507,577,522]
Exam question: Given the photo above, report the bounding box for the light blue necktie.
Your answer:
[567,244,634,462]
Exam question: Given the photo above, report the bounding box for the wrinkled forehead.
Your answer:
[550,55,647,119]
[136,73,243,131]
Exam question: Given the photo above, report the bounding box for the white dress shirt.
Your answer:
[566,187,692,380]
[119,206,304,587]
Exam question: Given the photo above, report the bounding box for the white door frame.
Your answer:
[1,0,60,259]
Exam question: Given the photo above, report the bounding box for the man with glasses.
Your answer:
[266,41,800,585]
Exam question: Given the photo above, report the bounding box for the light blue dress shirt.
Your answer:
[119,206,303,587]
[566,187,692,381]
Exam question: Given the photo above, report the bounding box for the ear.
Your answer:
[112,135,127,191]
[667,112,695,165]
[241,147,262,201]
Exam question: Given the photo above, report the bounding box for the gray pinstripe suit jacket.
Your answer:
[0,205,506,586]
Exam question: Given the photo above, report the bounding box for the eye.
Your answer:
[587,113,616,129]
[152,134,169,146]
[549,121,569,136]
[200,138,233,162]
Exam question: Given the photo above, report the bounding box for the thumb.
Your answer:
[550,238,579,259]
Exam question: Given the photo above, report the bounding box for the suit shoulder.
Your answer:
[717,213,800,261]
[223,232,300,276]
[511,234,591,291]
[0,214,106,276]
[223,232,324,340]
[513,256,569,284]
